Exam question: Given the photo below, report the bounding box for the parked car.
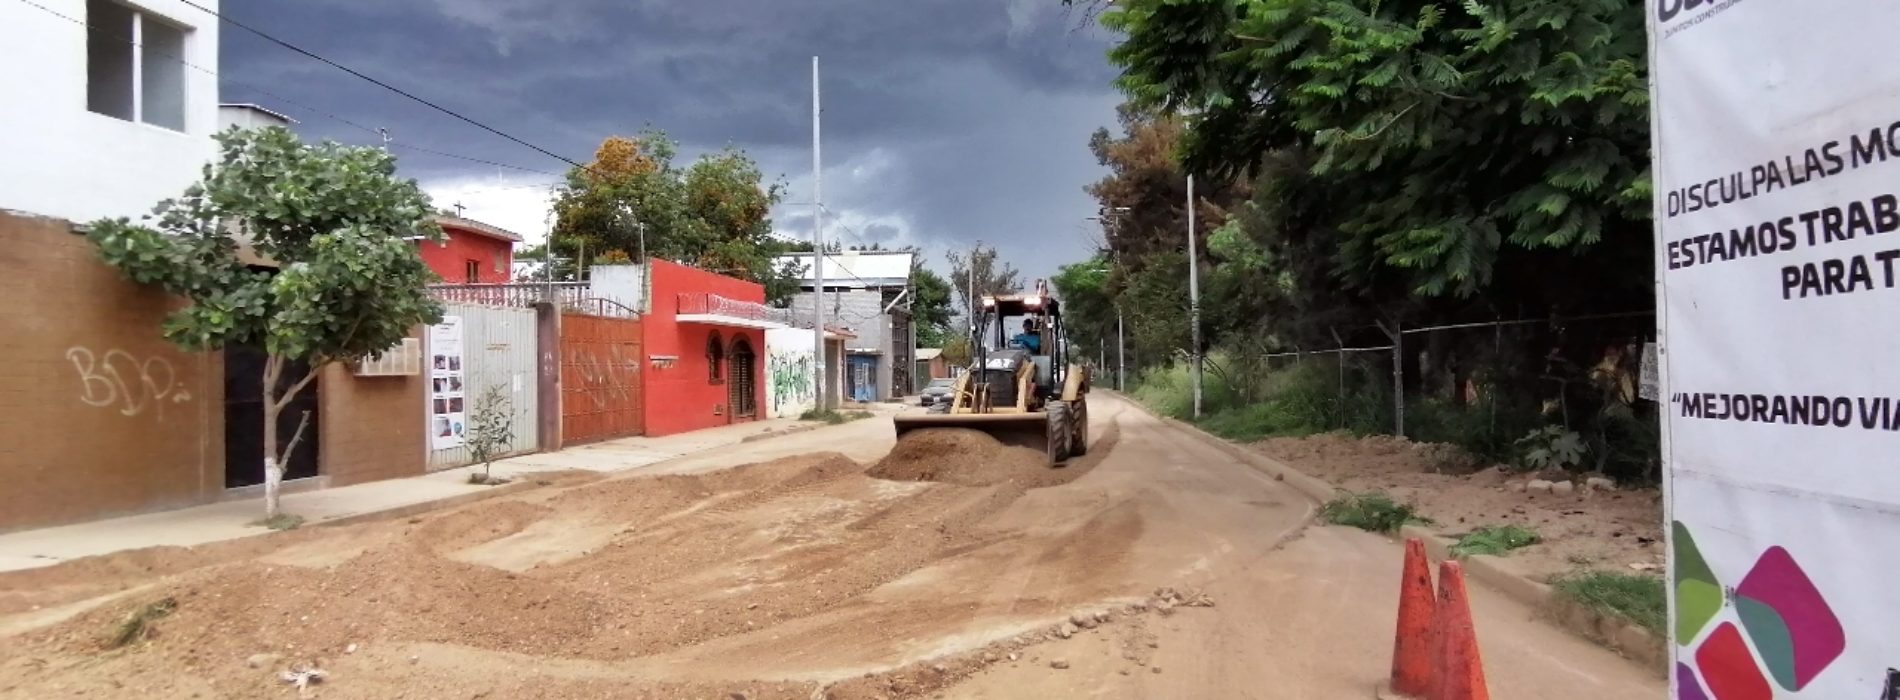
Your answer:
[918,377,956,407]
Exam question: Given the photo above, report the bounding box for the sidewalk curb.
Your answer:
[1110,392,1667,675]
[312,480,540,530]
[739,423,822,443]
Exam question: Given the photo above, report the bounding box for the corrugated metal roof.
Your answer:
[914,348,943,361]
[775,251,914,288]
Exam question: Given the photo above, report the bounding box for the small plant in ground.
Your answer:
[1319,491,1431,534]
[1515,425,1587,472]
[464,384,515,485]
[1553,571,1666,635]
[109,597,178,648]
[252,513,305,531]
[1449,525,1541,558]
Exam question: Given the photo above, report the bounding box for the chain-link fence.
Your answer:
[1137,310,1661,482]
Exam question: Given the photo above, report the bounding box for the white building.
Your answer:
[775,250,916,401]
[0,0,221,223]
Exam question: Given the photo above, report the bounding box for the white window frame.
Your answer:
[87,0,189,132]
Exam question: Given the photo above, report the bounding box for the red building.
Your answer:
[640,259,772,436]
[419,215,520,284]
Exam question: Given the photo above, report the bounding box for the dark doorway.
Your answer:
[224,343,321,488]
[729,337,757,419]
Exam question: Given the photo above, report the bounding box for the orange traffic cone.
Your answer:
[1429,561,1489,700]
[1389,538,1436,697]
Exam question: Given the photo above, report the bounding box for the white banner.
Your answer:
[1653,1,1900,697]
[429,316,466,450]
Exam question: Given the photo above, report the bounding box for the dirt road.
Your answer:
[0,395,1662,699]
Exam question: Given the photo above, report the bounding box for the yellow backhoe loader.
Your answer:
[893,280,1089,464]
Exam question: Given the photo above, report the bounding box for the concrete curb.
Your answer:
[312,480,538,529]
[739,423,823,443]
[1109,392,1668,674]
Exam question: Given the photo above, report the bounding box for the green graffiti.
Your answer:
[769,351,814,414]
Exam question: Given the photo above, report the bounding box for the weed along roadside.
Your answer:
[1112,391,1669,672]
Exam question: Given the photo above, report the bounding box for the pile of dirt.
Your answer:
[0,436,1139,699]
[869,429,1073,488]
[1250,432,1663,580]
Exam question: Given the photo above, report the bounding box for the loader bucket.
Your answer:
[893,412,1053,465]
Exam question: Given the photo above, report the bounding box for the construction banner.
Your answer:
[1651,0,1900,697]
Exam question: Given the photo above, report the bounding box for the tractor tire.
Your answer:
[1046,402,1073,465]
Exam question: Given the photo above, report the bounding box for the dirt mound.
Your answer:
[413,500,552,552]
[869,429,1072,488]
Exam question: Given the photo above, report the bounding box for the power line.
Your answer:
[174,0,587,169]
[13,0,562,178]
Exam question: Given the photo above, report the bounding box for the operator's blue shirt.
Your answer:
[1012,333,1042,353]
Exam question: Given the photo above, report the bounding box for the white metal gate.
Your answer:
[426,302,540,470]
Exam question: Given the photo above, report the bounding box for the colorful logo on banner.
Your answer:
[1674,522,1846,699]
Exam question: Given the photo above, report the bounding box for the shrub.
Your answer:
[1553,571,1667,635]
[1449,525,1541,557]
[1320,491,1430,533]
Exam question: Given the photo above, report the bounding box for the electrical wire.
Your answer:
[174,0,588,169]
[11,0,562,177]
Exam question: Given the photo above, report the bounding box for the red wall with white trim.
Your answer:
[640,259,768,436]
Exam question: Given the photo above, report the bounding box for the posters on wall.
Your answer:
[429,316,465,450]
[1651,0,1900,696]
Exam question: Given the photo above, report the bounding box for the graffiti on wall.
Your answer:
[66,347,192,419]
[769,350,814,415]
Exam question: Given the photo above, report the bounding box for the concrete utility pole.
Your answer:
[1187,174,1203,418]
[1118,308,1125,391]
[968,241,980,347]
[811,56,828,412]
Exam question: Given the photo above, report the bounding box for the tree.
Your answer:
[550,133,800,303]
[464,384,515,485]
[86,127,444,518]
[1101,0,1651,305]
[945,245,1024,331]
[1050,258,1117,361]
[910,266,956,348]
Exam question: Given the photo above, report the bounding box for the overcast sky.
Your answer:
[218,0,1121,281]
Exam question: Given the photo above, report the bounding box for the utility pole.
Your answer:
[1187,174,1203,418]
[968,241,980,346]
[1117,308,1125,391]
[811,56,828,412]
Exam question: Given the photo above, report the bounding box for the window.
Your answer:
[464,260,480,283]
[87,0,189,131]
[707,333,725,383]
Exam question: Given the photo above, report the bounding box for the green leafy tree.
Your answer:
[85,127,444,517]
[551,133,798,302]
[1051,258,1117,362]
[910,266,956,348]
[464,384,515,484]
[1101,0,1651,305]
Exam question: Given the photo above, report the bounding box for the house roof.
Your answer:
[435,215,524,243]
[915,348,943,361]
[218,103,298,125]
[775,250,914,288]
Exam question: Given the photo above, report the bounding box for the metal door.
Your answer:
[561,311,644,443]
[426,303,540,469]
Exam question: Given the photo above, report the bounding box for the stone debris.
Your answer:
[1551,481,1576,496]
[1526,480,1554,494]
[1049,659,1069,670]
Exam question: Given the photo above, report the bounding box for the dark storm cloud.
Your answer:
[218,0,1122,279]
